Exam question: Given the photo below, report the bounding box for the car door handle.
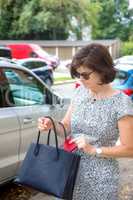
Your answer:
[23,117,33,124]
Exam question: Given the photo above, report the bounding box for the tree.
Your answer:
[15,0,101,40]
[0,0,100,40]
[0,0,28,39]
[91,0,133,41]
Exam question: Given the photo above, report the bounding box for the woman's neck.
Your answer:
[89,84,118,99]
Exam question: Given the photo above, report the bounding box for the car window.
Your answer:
[22,62,34,69]
[30,52,38,58]
[114,70,128,85]
[0,69,11,107]
[23,61,47,69]
[0,48,12,59]
[0,68,48,107]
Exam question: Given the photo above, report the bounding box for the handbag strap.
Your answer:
[46,116,58,148]
[58,121,67,139]
[35,116,59,157]
[47,121,67,143]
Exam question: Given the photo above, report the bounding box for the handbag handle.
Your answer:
[58,121,67,139]
[35,116,59,157]
[47,121,67,144]
[46,116,60,148]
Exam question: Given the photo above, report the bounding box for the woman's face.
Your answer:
[76,66,102,90]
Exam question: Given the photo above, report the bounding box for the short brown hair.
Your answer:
[70,43,116,84]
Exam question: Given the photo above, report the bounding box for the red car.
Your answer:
[6,43,60,69]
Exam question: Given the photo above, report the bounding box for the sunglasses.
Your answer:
[75,71,94,80]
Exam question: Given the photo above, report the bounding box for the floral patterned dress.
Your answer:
[70,85,133,200]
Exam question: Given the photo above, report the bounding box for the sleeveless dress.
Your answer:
[70,85,133,200]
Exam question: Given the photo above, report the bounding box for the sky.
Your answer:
[129,0,133,9]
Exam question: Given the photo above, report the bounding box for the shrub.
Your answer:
[120,42,133,56]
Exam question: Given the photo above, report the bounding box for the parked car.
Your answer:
[114,55,133,67]
[6,43,60,69]
[0,46,12,59]
[0,60,69,185]
[15,58,54,87]
[74,64,133,100]
[112,63,133,100]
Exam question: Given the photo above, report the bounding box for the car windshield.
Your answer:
[22,61,47,69]
[31,45,50,57]
[0,49,11,59]
[113,70,128,85]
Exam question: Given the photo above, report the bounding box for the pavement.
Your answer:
[52,63,74,86]
[29,158,133,200]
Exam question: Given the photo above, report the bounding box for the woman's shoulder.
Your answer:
[71,84,88,104]
[116,91,133,104]
[114,92,133,120]
[73,84,87,96]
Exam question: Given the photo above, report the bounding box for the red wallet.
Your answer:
[63,137,77,152]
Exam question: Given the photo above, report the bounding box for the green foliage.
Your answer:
[0,0,132,41]
[91,0,133,41]
[0,0,29,39]
[120,42,133,56]
[0,0,100,40]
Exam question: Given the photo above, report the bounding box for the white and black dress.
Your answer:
[71,85,133,200]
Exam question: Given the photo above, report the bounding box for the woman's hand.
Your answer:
[38,117,53,131]
[70,135,95,154]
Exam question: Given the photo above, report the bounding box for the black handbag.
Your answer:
[15,116,80,200]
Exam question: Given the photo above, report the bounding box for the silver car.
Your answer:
[0,60,68,184]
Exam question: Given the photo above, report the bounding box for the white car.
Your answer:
[114,55,133,66]
[0,60,69,184]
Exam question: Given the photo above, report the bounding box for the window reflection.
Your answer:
[2,68,46,106]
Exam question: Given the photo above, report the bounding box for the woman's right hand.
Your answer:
[38,117,53,132]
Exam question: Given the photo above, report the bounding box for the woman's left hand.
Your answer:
[70,135,96,154]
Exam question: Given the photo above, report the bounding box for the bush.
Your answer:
[120,42,133,56]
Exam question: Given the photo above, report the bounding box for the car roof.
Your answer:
[0,60,34,73]
[16,58,48,63]
[116,55,133,65]
[118,55,133,61]
[0,46,11,50]
[0,57,15,63]
[115,64,133,72]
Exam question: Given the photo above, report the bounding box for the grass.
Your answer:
[54,76,73,82]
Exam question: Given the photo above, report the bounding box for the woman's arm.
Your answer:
[99,115,133,158]
[71,115,133,158]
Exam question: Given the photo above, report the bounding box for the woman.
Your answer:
[38,43,133,200]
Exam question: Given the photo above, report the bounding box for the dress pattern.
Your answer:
[70,85,133,200]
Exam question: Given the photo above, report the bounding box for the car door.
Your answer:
[3,67,65,168]
[0,69,20,183]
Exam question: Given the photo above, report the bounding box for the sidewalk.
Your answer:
[119,158,133,199]
[30,158,133,200]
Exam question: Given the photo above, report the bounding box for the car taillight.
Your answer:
[123,89,133,96]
